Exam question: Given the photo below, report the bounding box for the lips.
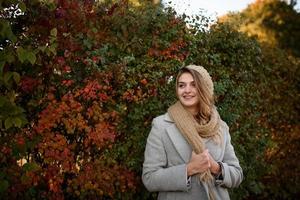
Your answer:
[182,95,195,99]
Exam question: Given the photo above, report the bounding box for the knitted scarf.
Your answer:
[168,101,222,200]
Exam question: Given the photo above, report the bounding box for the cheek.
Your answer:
[176,88,182,95]
[192,88,198,95]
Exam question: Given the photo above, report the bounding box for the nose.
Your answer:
[184,85,191,93]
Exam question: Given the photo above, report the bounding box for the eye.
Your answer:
[191,82,196,87]
[178,83,185,88]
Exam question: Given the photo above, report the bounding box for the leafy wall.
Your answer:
[0,0,298,199]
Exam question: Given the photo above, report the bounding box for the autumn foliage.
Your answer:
[0,0,299,199]
[1,1,139,199]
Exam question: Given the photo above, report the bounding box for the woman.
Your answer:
[142,65,243,200]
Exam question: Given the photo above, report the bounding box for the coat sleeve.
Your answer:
[216,122,243,188]
[142,117,190,192]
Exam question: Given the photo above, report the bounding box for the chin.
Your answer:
[181,101,197,108]
[184,104,197,108]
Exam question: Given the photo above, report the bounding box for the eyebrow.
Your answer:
[178,81,195,84]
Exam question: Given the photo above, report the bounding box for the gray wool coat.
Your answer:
[142,113,243,200]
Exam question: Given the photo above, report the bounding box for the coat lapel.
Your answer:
[164,114,191,163]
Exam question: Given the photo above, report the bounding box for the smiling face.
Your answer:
[177,72,200,115]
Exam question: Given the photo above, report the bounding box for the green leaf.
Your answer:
[47,2,57,11]
[4,118,13,129]
[50,28,57,37]
[27,52,36,64]
[49,43,57,55]
[0,19,17,42]
[18,2,26,12]
[16,47,27,63]
[4,72,13,88]
[92,27,98,33]
[13,117,22,128]
[0,49,15,64]
[12,72,20,83]
[16,47,36,64]
[23,162,39,172]
[62,32,70,37]
[38,45,46,52]
[83,39,92,49]
[11,106,24,115]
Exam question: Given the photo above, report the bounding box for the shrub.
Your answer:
[0,0,298,199]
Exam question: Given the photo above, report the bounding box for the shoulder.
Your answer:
[146,113,174,142]
[220,120,229,132]
[219,119,231,142]
[152,113,174,127]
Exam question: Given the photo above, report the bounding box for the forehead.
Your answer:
[178,72,194,82]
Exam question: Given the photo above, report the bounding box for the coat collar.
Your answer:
[163,112,174,123]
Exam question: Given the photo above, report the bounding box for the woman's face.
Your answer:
[177,72,199,114]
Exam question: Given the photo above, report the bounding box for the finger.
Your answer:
[206,153,210,162]
[205,154,211,167]
[207,152,212,160]
[203,149,209,156]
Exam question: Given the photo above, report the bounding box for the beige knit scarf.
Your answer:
[168,101,222,200]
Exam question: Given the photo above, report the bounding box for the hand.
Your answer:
[208,153,221,175]
[187,149,211,176]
